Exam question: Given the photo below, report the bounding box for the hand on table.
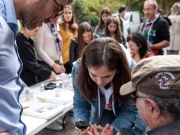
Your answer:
[52,63,63,73]
[60,65,66,73]
[50,71,56,80]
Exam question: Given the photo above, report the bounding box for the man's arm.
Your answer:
[0,133,10,135]
[149,40,170,50]
[150,18,170,50]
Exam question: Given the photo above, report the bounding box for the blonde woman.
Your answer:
[167,2,180,55]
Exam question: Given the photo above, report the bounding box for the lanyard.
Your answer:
[142,16,158,44]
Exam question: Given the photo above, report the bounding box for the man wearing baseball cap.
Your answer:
[120,55,180,135]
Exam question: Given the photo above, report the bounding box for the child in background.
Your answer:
[16,24,56,86]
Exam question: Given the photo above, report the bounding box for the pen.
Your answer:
[23,106,29,109]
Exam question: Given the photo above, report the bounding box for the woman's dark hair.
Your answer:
[105,17,122,43]
[78,22,93,57]
[127,32,151,58]
[97,7,111,32]
[77,37,131,102]
[60,5,77,35]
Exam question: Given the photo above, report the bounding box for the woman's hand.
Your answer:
[87,124,120,135]
[71,23,78,30]
[75,126,91,135]
[52,63,63,73]
[60,65,66,73]
[75,119,91,135]
[50,71,56,80]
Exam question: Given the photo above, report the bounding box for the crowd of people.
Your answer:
[0,0,180,135]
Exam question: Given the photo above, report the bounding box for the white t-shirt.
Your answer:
[99,85,113,110]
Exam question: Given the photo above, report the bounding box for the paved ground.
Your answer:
[37,112,79,135]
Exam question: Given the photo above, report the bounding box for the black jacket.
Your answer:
[69,33,99,66]
[146,119,180,135]
[141,16,170,55]
[16,33,51,86]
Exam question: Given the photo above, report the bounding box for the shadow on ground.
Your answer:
[37,113,79,135]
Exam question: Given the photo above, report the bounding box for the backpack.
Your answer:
[162,16,172,26]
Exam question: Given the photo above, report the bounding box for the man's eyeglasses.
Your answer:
[131,93,146,102]
[54,0,64,12]
[142,8,155,12]
[53,0,64,18]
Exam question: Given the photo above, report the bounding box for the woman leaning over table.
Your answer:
[72,37,146,135]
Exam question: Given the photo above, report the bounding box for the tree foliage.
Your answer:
[72,0,177,26]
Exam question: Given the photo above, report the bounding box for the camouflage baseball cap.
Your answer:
[120,55,180,97]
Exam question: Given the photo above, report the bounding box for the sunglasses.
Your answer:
[131,92,146,102]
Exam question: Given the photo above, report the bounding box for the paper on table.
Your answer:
[23,102,66,120]
[37,90,74,105]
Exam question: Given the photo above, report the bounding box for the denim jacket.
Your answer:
[72,59,146,134]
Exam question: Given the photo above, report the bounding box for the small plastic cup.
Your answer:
[55,88,61,97]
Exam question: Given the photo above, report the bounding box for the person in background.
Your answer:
[17,23,66,130]
[59,5,78,74]
[167,2,180,55]
[104,17,135,69]
[142,0,170,55]
[16,24,57,86]
[73,37,146,135]
[120,55,180,135]
[35,20,65,82]
[118,5,128,38]
[105,17,122,44]
[0,0,72,134]
[69,22,99,67]
[94,7,111,37]
[127,32,154,63]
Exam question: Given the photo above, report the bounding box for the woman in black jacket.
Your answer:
[16,25,56,86]
[69,22,99,66]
